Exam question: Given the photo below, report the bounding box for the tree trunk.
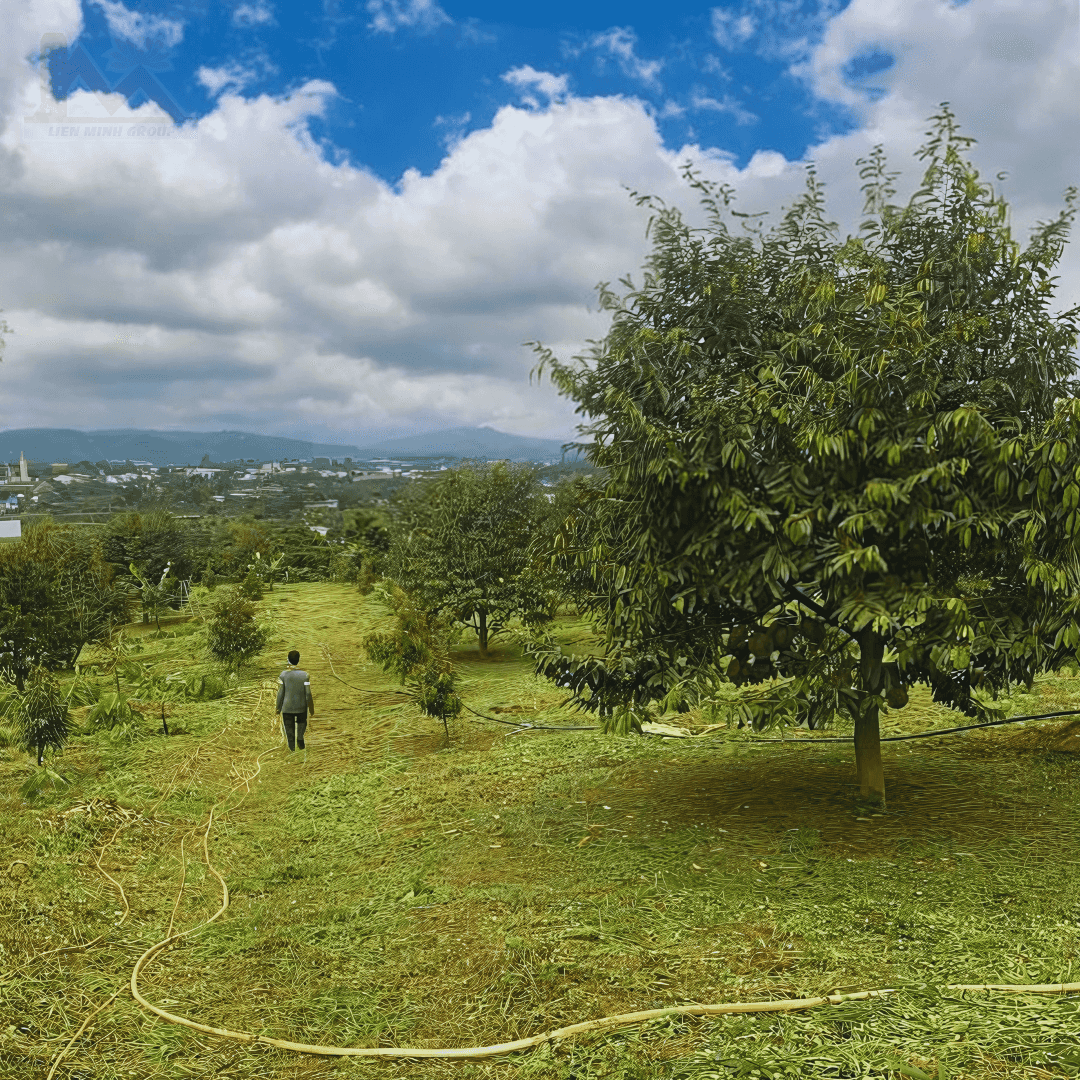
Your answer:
[37,740,44,767]
[477,609,488,656]
[856,629,886,806]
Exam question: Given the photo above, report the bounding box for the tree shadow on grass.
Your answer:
[587,747,1078,858]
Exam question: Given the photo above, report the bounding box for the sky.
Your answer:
[0,0,1076,443]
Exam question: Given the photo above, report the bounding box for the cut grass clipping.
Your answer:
[2,582,1079,1079]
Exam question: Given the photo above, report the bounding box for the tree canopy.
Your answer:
[386,462,556,655]
[532,106,1080,805]
[0,521,130,690]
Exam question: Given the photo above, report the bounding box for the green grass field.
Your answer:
[2,583,1080,1080]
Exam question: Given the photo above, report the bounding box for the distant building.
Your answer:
[313,457,331,468]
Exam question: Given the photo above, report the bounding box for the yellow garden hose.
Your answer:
[45,677,1080,1067]
[125,722,1080,1060]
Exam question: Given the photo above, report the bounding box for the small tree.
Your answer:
[130,561,178,628]
[206,587,268,669]
[533,106,1080,806]
[0,526,83,690]
[364,584,462,741]
[104,510,191,583]
[14,667,71,766]
[50,525,132,654]
[238,568,264,600]
[387,462,556,655]
[244,550,284,592]
[335,509,390,593]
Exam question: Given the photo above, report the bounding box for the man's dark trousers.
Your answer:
[282,712,307,751]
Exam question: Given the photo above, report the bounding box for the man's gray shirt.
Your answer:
[277,668,313,714]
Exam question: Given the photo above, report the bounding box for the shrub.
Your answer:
[206,588,268,669]
[83,691,144,743]
[239,569,264,600]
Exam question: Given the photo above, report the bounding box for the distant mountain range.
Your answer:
[0,426,578,466]
[354,427,575,462]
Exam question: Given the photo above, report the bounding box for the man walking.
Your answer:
[276,650,315,755]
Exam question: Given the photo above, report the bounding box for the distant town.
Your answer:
[1,451,441,522]
[1,449,587,526]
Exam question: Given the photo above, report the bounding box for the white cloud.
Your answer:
[503,66,568,101]
[711,9,756,50]
[89,0,183,49]
[433,110,471,150]
[197,63,257,97]
[232,1,273,28]
[501,66,568,109]
[0,0,1075,443]
[691,91,758,126]
[366,0,450,35]
[799,0,1079,238]
[712,1,845,61]
[584,27,663,89]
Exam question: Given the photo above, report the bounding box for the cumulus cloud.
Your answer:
[366,0,450,35]
[0,0,1075,443]
[89,0,183,49]
[799,0,1080,242]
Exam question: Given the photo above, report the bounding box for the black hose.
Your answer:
[742,708,1080,744]
[319,653,598,731]
[459,701,599,733]
[322,642,1079,744]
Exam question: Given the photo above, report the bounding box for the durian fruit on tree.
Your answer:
[14,667,72,767]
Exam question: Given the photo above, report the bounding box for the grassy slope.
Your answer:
[1,583,1079,1080]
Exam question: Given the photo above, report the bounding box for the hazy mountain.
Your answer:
[0,428,363,466]
[0,426,578,466]
[353,426,575,461]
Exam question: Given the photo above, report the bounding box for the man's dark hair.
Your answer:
[287,650,300,665]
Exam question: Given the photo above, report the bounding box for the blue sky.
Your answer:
[54,0,871,182]
[1,0,1075,442]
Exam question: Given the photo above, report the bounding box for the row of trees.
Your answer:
[101,511,359,590]
[0,518,272,766]
[5,108,1076,811]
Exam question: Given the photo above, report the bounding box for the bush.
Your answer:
[206,588,268,669]
[83,691,144,743]
[239,569,264,600]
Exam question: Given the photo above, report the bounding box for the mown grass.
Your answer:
[1,583,1079,1079]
